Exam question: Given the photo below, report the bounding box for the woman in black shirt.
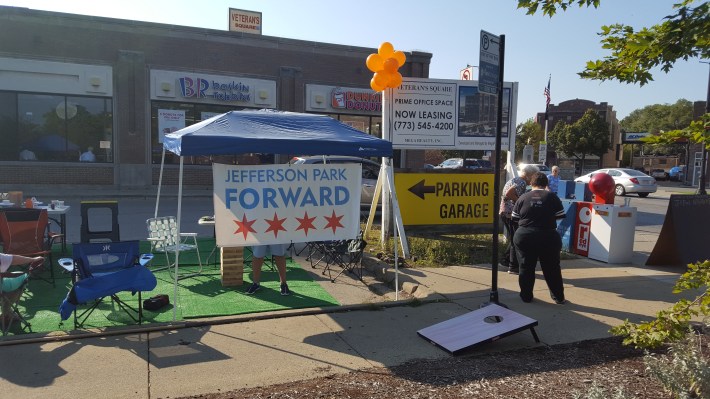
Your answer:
[511,172,566,304]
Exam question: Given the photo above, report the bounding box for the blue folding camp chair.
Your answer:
[58,240,157,328]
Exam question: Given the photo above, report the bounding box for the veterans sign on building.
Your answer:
[213,163,361,246]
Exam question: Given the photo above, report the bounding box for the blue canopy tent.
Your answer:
[158,109,393,320]
[162,109,392,157]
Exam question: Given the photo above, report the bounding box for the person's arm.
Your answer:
[10,255,44,266]
[504,184,519,202]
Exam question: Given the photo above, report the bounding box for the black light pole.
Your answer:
[698,63,709,195]
[488,34,505,306]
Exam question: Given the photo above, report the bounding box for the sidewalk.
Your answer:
[0,188,694,399]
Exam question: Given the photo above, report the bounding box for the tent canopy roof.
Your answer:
[163,109,392,158]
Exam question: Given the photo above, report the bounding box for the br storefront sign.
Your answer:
[394,173,494,225]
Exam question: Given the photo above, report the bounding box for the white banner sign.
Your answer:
[157,109,185,143]
[212,163,361,247]
[386,77,517,150]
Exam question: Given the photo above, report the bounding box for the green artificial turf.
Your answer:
[3,239,339,336]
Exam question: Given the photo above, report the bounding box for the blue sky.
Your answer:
[2,0,706,124]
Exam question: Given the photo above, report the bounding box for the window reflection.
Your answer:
[151,101,273,165]
[0,91,113,162]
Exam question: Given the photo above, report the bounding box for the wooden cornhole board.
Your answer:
[417,303,539,355]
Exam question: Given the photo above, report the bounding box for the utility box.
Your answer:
[588,204,637,264]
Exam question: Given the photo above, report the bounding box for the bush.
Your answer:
[644,332,710,399]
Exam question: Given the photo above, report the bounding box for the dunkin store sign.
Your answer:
[306,84,381,114]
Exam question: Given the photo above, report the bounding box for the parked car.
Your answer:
[574,168,657,197]
[289,156,380,206]
[436,158,491,170]
[668,165,686,182]
[517,163,552,176]
[649,169,669,181]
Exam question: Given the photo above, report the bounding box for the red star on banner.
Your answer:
[323,210,344,234]
[233,214,257,240]
[295,211,317,236]
[264,212,288,238]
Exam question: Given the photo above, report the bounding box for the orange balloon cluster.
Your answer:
[366,42,406,92]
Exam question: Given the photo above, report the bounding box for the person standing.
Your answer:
[511,172,566,304]
[245,244,291,296]
[1,253,44,327]
[547,165,560,195]
[79,146,96,162]
[499,164,538,274]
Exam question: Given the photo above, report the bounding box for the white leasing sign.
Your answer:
[386,77,518,150]
[213,163,361,247]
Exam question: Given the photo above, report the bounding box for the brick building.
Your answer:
[536,99,621,178]
[0,7,431,191]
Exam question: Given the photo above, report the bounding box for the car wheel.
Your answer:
[615,184,625,196]
[638,193,649,198]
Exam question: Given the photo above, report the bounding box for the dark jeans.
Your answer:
[513,226,564,302]
[501,215,519,267]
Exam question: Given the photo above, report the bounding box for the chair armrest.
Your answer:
[147,237,161,242]
[180,233,198,237]
[58,258,74,273]
[139,253,154,267]
[48,233,65,246]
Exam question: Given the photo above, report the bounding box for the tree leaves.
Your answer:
[517,0,710,86]
[610,260,710,349]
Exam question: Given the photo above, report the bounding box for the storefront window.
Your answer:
[150,101,274,165]
[0,92,113,163]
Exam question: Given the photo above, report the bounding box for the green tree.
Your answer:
[622,100,694,158]
[621,100,694,134]
[517,0,709,86]
[515,118,545,161]
[548,109,611,169]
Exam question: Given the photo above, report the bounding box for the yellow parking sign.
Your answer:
[394,173,494,225]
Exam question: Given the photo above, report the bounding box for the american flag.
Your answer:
[544,76,551,109]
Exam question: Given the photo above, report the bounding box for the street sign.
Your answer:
[538,141,547,164]
[478,30,500,95]
[460,66,474,80]
[394,172,494,225]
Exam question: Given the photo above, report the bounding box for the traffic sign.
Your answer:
[460,66,474,80]
[394,172,494,225]
[478,30,500,95]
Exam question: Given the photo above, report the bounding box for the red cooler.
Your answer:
[572,201,593,256]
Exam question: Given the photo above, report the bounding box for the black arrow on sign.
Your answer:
[408,179,436,200]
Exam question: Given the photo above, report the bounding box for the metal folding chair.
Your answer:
[146,216,203,280]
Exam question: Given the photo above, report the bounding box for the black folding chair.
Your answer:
[311,232,367,282]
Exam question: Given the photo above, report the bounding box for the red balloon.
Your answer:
[589,173,615,204]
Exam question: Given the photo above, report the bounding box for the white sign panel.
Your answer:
[386,77,517,150]
[460,66,474,80]
[538,142,547,164]
[157,109,185,143]
[213,163,361,247]
[229,8,262,34]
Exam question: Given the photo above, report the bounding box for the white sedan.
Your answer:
[575,168,657,198]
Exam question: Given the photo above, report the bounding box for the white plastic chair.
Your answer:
[146,216,202,280]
